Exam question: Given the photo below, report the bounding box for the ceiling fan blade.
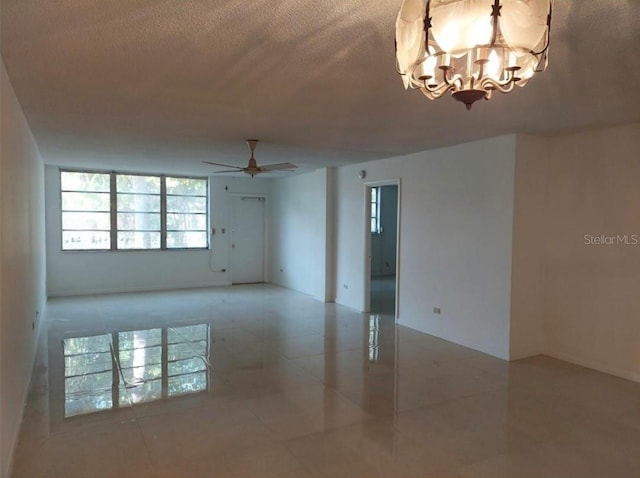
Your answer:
[259,162,298,172]
[212,169,245,174]
[202,160,243,170]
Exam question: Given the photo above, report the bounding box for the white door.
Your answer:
[231,196,265,284]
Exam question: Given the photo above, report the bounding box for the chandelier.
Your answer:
[395,0,552,109]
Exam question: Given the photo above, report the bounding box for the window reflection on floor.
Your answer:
[63,324,210,417]
[63,334,114,417]
[368,315,380,363]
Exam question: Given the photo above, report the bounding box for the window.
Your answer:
[61,170,208,251]
[61,171,112,250]
[117,175,161,249]
[166,177,208,249]
[371,186,381,234]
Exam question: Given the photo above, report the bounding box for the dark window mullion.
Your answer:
[110,173,117,250]
[111,332,120,409]
[161,328,168,399]
[161,177,167,250]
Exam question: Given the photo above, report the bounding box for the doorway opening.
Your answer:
[365,182,400,318]
[230,195,266,284]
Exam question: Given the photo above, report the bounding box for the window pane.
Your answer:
[117,213,161,231]
[65,352,112,376]
[166,196,207,213]
[166,213,206,231]
[116,175,160,194]
[119,329,161,349]
[371,218,377,233]
[117,193,160,212]
[64,333,114,417]
[118,346,162,369]
[117,231,161,249]
[61,172,110,192]
[168,341,208,361]
[63,231,110,250]
[65,390,113,417]
[168,372,207,397]
[167,231,207,249]
[65,335,112,354]
[166,177,207,196]
[121,364,162,383]
[62,192,110,211]
[168,357,206,376]
[125,380,162,404]
[371,187,377,202]
[62,212,110,230]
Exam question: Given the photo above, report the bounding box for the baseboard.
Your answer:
[47,281,232,298]
[545,351,640,383]
[509,349,544,361]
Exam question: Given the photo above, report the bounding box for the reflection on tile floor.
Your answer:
[12,284,640,477]
[63,324,210,417]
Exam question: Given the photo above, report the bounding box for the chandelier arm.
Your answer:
[479,68,517,90]
[442,68,454,87]
[423,81,451,96]
[419,83,450,100]
[481,76,517,94]
[442,69,464,90]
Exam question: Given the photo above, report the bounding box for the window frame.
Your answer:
[371,186,382,235]
[60,169,209,252]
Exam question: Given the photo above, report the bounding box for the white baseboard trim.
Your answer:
[47,281,232,298]
[545,351,640,384]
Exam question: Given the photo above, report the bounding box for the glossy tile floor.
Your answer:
[12,285,640,477]
[370,276,396,315]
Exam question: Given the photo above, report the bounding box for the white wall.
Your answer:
[269,168,332,301]
[528,124,640,381]
[509,135,549,359]
[1,61,47,478]
[335,136,517,359]
[45,171,271,296]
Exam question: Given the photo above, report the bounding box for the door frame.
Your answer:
[363,179,401,320]
[230,193,268,284]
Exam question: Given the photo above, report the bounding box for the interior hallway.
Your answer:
[12,285,640,477]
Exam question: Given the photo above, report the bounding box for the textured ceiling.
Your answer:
[2,0,640,175]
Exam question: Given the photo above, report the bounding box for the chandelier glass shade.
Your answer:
[395,0,552,109]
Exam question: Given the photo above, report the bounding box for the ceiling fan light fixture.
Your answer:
[395,0,552,109]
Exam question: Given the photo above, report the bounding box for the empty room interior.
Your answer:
[2,1,640,477]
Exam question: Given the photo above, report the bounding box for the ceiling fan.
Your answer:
[203,140,297,177]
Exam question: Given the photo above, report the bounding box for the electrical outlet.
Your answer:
[433,307,441,315]
[343,284,349,289]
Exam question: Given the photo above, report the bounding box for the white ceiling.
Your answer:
[2,0,640,176]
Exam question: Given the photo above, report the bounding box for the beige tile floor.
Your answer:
[11,284,640,477]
